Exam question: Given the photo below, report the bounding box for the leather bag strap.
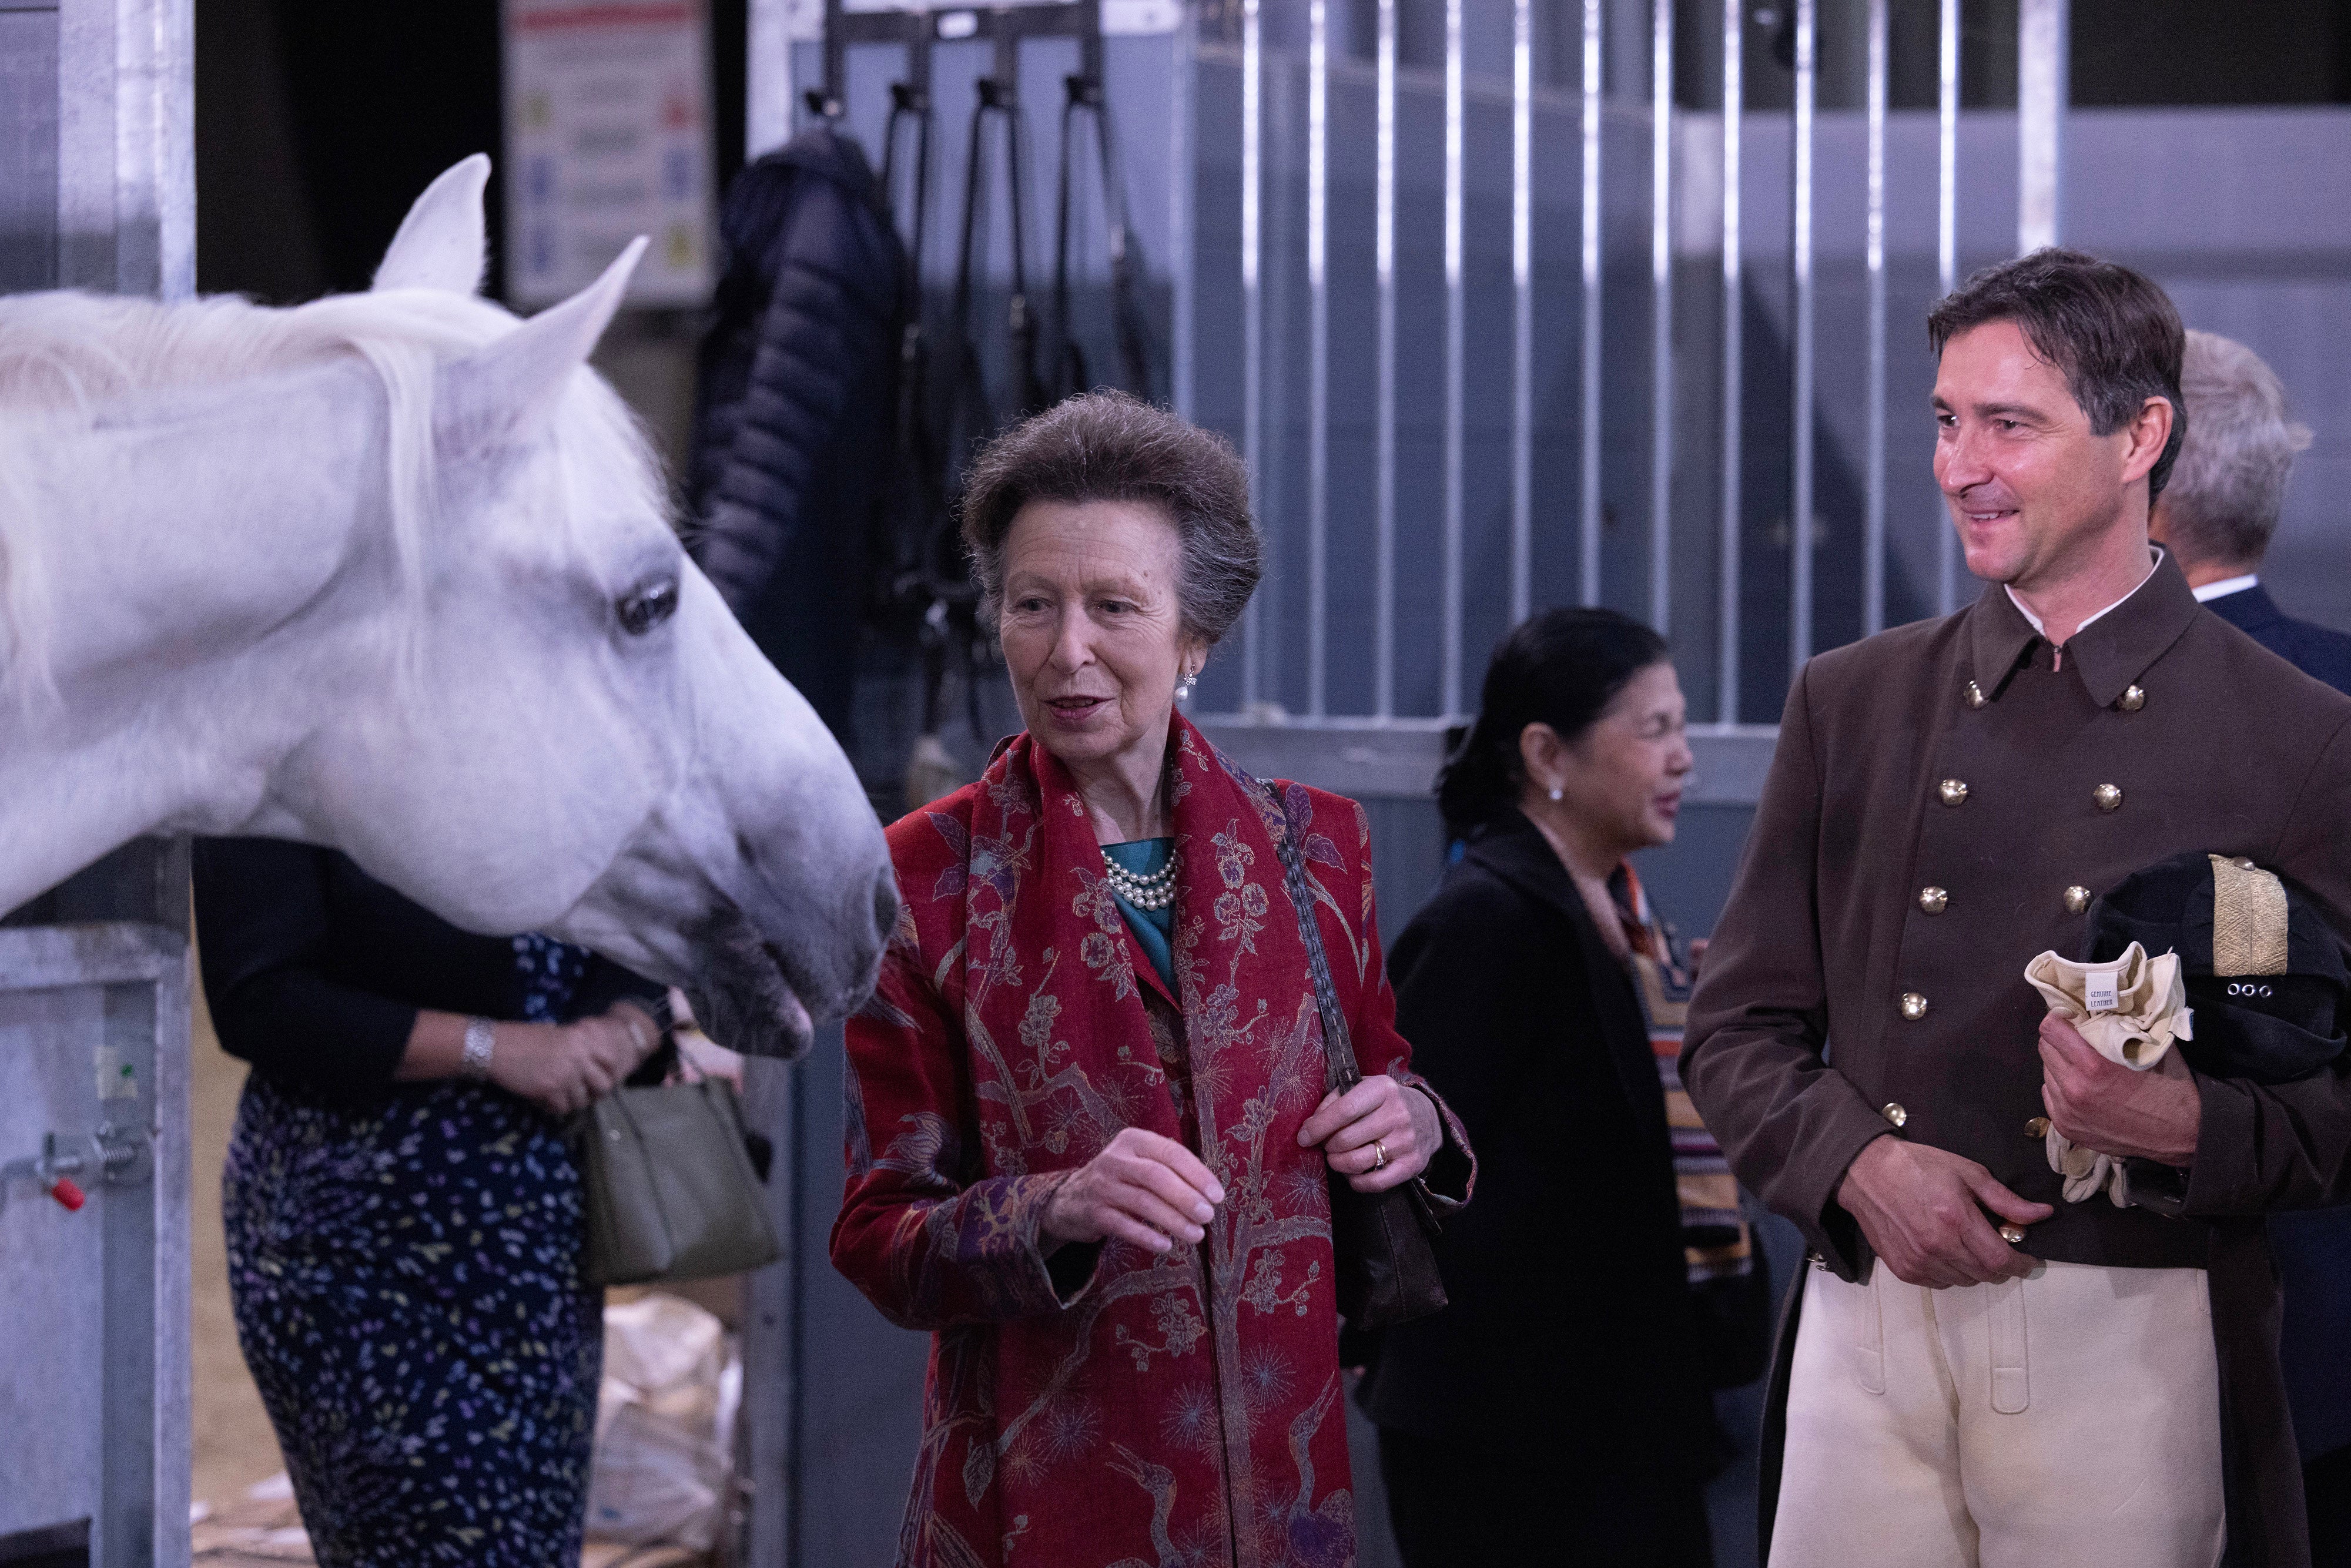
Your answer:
[1262,783,1361,1096]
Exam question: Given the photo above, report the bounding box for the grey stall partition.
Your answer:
[1,1,195,1565]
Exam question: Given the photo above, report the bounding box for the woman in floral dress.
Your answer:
[197,839,669,1567]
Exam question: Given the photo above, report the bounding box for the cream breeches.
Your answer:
[1767,1259,2225,1568]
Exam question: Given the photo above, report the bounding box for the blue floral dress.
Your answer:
[222,935,605,1567]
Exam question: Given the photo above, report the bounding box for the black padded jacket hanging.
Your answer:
[688,125,905,743]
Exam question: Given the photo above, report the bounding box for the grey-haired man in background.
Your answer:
[2153,329,2351,1561]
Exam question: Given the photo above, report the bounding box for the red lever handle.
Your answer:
[46,1177,85,1212]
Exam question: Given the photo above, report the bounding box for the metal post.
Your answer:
[1937,0,1959,615]
[1579,0,1604,608]
[1864,0,1888,636]
[1171,6,1196,419]
[1375,0,1397,719]
[1308,0,1329,715]
[1441,0,1465,717]
[1241,0,1264,707]
[1718,0,1742,723]
[1650,0,1673,636]
[1789,0,1814,674]
[2018,0,2068,252]
[1511,0,1535,626]
[746,0,796,158]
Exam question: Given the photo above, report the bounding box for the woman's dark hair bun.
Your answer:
[1435,607,1671,838]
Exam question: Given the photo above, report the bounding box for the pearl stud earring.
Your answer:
[1548,788,1564,802]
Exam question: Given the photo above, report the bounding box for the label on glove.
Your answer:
[2082,961,2123,1014]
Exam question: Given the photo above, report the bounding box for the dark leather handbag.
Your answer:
[1264,785,1448,1332]
[572,1075,783,1286]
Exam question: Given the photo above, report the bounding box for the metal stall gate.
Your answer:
[1,2,195,1566]
[1173,0,2069,900]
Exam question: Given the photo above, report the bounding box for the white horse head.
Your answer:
[0,155,895,1056]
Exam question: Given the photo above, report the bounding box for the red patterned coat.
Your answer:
[832,717,1472,1568]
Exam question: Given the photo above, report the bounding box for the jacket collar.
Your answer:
[1463,809,1590,927]
[1967,547,2202,709]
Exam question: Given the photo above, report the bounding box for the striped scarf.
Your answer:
[1616,865,1757,1293]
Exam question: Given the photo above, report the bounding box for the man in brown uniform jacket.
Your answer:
[1683,249,2351,1567]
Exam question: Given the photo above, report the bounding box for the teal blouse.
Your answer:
[1102,838,1177,993]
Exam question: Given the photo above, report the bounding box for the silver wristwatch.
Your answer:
[460,1016,497,1081]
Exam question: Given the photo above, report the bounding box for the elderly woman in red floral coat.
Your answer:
[832,391,1475,1568]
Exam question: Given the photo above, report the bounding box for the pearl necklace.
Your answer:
[1101,848,1180,912]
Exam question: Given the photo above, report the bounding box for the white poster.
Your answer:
[504,0,717,308]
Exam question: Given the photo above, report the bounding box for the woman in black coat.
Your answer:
[1358,607,1719,1566]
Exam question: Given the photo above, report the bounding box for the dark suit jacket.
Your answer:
[2206,582,2351,695]
[1356,811,1711,1470]
[2209,582,2351,1465]
[1683,555,2351,1564]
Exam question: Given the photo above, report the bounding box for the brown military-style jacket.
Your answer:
[1684,552,2351,1567]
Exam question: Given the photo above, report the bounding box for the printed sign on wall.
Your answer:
[504,0,716,307]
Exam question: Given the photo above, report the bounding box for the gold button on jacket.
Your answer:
[2118,683,2146,711]
[1918,886,1949,915]
[1883,1103,1908,1128]
[1900,991,1930,1021]
[2064,884,2091,914]
[1938,779,1969,807]
[1964,680,1988,709]
[2094,783,2124,812]
[2026,1116,2051,1139]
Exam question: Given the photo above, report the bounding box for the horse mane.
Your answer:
[0,286,667,702]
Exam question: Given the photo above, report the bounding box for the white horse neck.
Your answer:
[0,359,394,911]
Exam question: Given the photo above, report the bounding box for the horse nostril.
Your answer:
[872,866,902,942]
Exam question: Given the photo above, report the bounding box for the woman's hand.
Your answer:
[1041,1127,1227,1255]
[1300,1076,1441,1192]
[489,1002,664,1117]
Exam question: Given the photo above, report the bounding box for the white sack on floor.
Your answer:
[587,1293,742,1550]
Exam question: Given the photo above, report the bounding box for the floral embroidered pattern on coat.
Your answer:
[832,716,1471,1568]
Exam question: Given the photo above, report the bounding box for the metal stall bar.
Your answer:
[1511,0,1535,625]
[1864,0,1888,635]
[1375,0,1398,719]
[1308,0,1329,715]
[1718,0,1743,722]
[2018,0,2068,252]
[1936,0,1959,614]
[1578,0,1604,607]
[1441,0,1466,718]
[1650,0,1673,636]
[1171,1,1196,418]
[1240,0,1263,707]
[1789,0,1815,672]
[748,0,795,155]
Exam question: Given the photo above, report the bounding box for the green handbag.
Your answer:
[572,1076,782,1287]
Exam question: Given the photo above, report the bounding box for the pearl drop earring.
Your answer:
[1176,667,1196,702]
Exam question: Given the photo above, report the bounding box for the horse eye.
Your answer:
[618,578,680,636]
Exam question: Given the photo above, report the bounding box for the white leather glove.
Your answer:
[2022,942,2194,1206]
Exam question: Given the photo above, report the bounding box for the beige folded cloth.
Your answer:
[2021,942,2194,1206]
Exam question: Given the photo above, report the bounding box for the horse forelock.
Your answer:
[0,286,671,708]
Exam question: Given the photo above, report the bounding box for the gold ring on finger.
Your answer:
[1371,1139,1388,1171]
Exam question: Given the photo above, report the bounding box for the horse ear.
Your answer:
[437,237,646,449]
[373,155,493,294]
